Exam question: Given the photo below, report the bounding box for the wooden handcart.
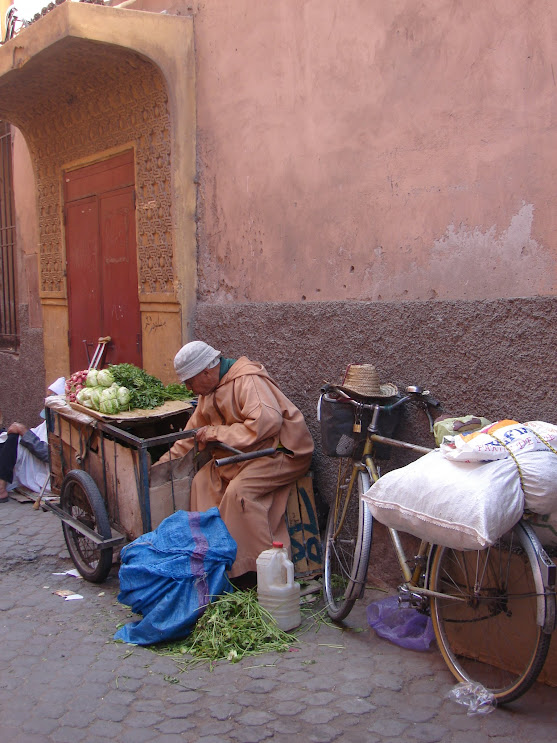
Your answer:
[41,397,322,583]
[44,398,196,582]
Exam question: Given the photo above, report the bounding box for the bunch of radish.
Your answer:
[64,369,89,403]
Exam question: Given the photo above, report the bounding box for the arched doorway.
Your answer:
[0,3,196,389]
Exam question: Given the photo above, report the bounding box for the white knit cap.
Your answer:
[48,377,66,396]
[174,341,221,381]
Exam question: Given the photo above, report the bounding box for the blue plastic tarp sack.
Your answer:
[367,595,435,652]
[114,508,237,646]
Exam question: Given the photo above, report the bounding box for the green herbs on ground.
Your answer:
[155,590,297,670]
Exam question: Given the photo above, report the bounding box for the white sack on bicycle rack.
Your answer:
[362,451,524,550]
[515,450,557,514]
[440,420,557,462]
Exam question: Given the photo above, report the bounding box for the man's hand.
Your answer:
[7,422,28,436]
[194,426,210,448]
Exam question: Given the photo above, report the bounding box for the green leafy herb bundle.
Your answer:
[156,590,297,669]
[108,363,192,410]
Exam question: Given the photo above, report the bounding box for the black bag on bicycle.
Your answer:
[318,393,401,459]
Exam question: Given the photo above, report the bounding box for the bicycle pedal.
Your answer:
[398,586,426,610]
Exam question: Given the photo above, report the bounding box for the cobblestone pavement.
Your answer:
[0,498,555,743]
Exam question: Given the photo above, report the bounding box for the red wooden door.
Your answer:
[64,152,142,371]
[65,197,102,369]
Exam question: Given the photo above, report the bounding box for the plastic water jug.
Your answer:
[256,541,301,631]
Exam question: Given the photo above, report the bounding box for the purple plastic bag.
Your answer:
[367,595,435,652]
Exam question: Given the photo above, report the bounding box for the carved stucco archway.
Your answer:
[0,3,196,383]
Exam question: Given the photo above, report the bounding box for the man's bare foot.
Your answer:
[0,480,9,502]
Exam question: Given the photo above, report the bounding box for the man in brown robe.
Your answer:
[160,341,314,580]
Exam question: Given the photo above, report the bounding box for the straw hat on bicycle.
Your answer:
[337,364,398,399]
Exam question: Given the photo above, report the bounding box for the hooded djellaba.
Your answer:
[158,342,314,580]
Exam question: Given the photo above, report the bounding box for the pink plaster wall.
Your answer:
[11,0,555,310]
[189,0,556,303]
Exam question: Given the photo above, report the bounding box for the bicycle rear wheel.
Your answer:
[430,522,552,705]
[323,460,372,621]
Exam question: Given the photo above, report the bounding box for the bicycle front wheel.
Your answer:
[323,460,372,621]
[430,523,552,705]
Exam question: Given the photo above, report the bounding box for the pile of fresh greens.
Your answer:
[155,590,297,669]
[108,363,193,410]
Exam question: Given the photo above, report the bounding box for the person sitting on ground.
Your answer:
[0,377,66,503]
[157,341,314,584]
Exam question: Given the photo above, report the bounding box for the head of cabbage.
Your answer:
[76,388,94,408]
[97,369,115,387]
[100,386,118,402]
[89,387,103,410]
[86,369,99,388]
[99,398,120,415]
[117,386,131,410]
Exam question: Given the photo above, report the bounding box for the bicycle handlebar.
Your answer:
[321,383,442,432]
[322,384,440,410]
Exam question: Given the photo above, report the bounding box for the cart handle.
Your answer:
[132,423,277,466]
[215,447,277,467]
[161,430,277,467]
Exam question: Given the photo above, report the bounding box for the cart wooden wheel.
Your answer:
[60,470,113,583]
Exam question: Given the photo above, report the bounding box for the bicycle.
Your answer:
[319,383,557,705]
